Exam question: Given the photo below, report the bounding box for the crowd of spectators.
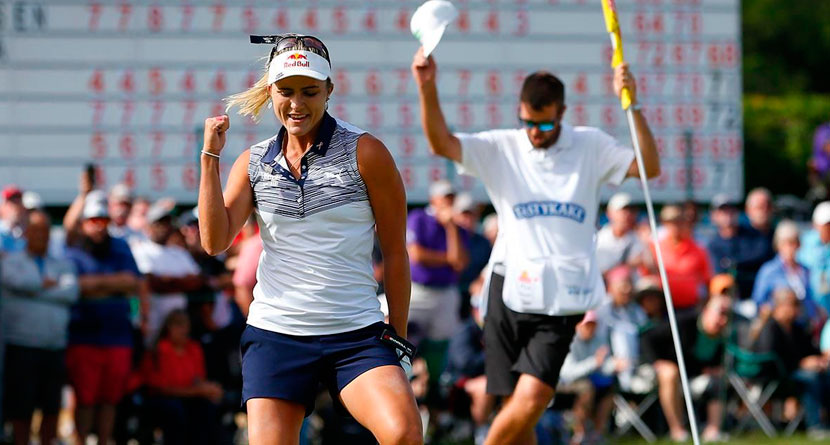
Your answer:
[4,176,830,444]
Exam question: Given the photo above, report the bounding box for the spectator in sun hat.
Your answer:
[597,192,645,274]
[798,201,830,314]
[63,190,144,445]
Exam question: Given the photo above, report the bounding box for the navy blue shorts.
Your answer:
[240,322,400,415]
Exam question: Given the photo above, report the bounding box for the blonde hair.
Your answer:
[224,62,271,122]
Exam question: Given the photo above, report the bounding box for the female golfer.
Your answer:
[198,34,422,445]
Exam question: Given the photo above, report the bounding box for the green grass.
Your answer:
[616,432,816,445]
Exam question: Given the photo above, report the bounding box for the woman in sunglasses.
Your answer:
[198,34,421,445]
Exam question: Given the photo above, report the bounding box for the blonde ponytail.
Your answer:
[225,65,270,122]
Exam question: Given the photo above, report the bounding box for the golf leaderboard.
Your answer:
[0,0,741,205]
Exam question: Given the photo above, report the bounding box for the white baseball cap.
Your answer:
[82,190,109,219]
[813,201,830,226]
[607,192,634,211]
[268,49,331,85]
[411,0,458,57]
[22,191,43,210]
[429,179,456,198]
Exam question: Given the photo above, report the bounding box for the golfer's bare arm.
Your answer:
[199,149,254,256]
[413,50,462,163]
[358,134,411,338]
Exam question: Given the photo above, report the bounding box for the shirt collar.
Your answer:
[261,112,337,164]
[524,122,574,153]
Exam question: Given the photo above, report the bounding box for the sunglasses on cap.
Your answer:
[251,34,330,64]
[518,117,558,132]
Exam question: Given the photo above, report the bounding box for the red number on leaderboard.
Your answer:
[573,73,588,95]
[181,4,194,31]
[457,103,473,129]
[457,10,470,33]
[571,103,587,126]
[88,2,102,31]
[151,132,164,156]
[148,68,165,95]
[91,101,106,126]
[304,8,318,31]
[122,168,136,189]
[401,136,416,157]
[332,6,348,34]
[458,69,471,96]
[334,69,351,95]
[363,10,377,32]
[398,103,413,128]
[118,1,132,31]
[152,164,167,191]
[119,134,136,159]
[182,165,198,190]
[365,70,381,96]
[182,100,196,126]
[333,103,348,121]
[366,104,382,128]
[181,71,196,94]
[90,132,107,159]
[242,6,258,33]
[273,9,288,30]
[148,5,164,32]
[401,167,414,188]
[485,10,499,33]
[212,70,227,93]
[89,70,105,93]
[151,101,164,126]
[121,101,135,127]
[396,9,409,32]
[396,68,409,95]
[120,70,135,94]
[514,10,529,36]
[212,2,226,32]
[487,103,502,127]
[486,71,502,96]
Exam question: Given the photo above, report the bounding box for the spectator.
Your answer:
[0,185,26,252]
[558,311,620,442]
[596,192,645,274]
[443,295,492,443]
[406,179,469,347]
[1,211,79,445]
[21,191,43,211]
[596,265,647,391]
[108,183,144,242]
[641,293,732,442]
[706,193,771,300]
[651,204,712,312]
[140,310,224,444]
[232,231,262,318]
[635,275,667,323]
[127,196,150,234]
[129,200,204,344]
[64,192,144,445]
[808,123,830,203]
[798,201,830,314]
[752,220,818,322]
[745,187,776,241]
[453,193,492,319]
[752,288,830,439]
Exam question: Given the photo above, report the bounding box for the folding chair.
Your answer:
[725,343,785,437]
[613,390,659,443]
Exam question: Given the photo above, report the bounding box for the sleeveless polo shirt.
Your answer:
[246,113,382,335]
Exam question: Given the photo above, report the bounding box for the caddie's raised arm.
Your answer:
[411,47,462,163]
[613,63,661,180]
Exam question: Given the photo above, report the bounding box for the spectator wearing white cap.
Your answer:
[596,192,644,274]
[128,199,204,345]
[797,201,830,314]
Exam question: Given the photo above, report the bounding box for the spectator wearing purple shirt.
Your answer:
[406,180,470,346]
[808,123,830,203]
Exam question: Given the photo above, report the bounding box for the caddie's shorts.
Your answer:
[484,272,583,396]
[240,322,400,416]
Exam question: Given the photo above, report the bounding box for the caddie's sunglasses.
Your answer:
[518,117,558,132]
[251,34,330,63]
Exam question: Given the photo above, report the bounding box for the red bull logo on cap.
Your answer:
[283,52,310,68]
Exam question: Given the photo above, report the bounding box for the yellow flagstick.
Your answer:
[601,2,701,444]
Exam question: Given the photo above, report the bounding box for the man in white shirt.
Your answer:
[412,48,660,444]
[129,200,203,344]
[596,192,645,274]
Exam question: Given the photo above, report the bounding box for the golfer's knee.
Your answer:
[381,422,423,445]
[655,361,679,382]
[512,387,553,416]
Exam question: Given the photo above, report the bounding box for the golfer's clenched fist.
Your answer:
[203,114,230,156]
